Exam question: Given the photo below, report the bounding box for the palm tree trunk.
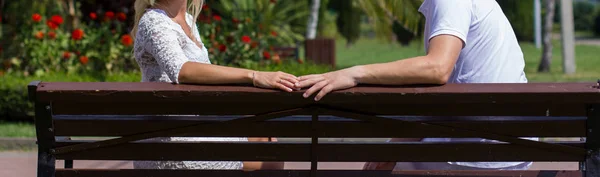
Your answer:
[306,0,321,39]
[538,0,556,72]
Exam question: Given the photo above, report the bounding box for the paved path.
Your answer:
[1,151,578,177]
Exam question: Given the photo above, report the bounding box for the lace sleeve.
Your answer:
[138,14,189,84]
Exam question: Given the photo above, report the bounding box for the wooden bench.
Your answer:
[272,46,300,60]
[28,81,600,177]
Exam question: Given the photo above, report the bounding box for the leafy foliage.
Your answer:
[200,0,308,66]
[329,0,363,46]
[497,0,534,41]
[2,12,135,76]
[356,0,423,44]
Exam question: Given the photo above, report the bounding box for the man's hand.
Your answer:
[295,67,363,101]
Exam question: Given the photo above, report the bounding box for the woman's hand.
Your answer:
[252,71,299,92]
[295,66,363,101]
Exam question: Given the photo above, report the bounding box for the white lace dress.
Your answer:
[132,9,246,170]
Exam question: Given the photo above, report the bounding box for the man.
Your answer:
[295,0,532,170]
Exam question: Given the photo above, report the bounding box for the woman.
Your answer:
[131,0,292,171]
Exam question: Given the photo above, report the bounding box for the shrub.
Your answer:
[497,0,535,41]
[0,72,141,122]
[573,1,596,31]
[199,0,307,66]
[330,0,362,46]
[595,7,600,36]
[2,12,135,76]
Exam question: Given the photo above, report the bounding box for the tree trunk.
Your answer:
[306,0,321,40]
[538,0,556,73]
[560,0,576,74]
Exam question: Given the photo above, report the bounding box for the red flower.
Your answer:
[202,4,209,10]
[63,51,71,59]
[79,56,89,65]
[50,15,63,25]
[47,21,59,30]
[117,12,127,21]
[218,44,227,52]
[213,15,222,21]
[34,31,44,39]
[71,29,84,41]
[32,13,42,23]
[232,18,240,24]
[297,58,304,64]
[121,34,133,46]
[272,54,281,64]
[90,12,97,20]
[47,31,56,39]
[241,35,251,44]
[270,31,278,37]
[105,11,115,20]
[262,51,271,60]
[75,51,81,55]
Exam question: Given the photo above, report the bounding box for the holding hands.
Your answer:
[255,66,363,101]
[295,67,363,101]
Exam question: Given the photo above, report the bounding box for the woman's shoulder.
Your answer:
[138,9,177,33]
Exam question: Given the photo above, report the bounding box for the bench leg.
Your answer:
[34,101,56,177]
[587,150,599,177]
[587,104,599,177]
[38,151,56,177]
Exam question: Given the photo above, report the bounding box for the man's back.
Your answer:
[420,0,528,84]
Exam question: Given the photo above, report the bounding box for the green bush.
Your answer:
[0,72,140,122]
[573,1,596,31]
[595,8,600,36]
[330,0,362,46]
[497,0,534,41]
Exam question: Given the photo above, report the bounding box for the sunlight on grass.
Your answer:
[0,122,35,138]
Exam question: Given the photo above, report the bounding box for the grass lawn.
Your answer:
[0,122,35,138]
[334,38,600,82]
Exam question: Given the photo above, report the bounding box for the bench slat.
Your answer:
[53,118,586,137]
[36,82,600,104]
[55,169,582,177]
[53,142,584,162]
[49,101,588,116]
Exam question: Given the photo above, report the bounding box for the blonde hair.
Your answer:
[131,0,204,39]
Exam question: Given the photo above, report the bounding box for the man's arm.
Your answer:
[297,34,463,101]
[355,35,463,85]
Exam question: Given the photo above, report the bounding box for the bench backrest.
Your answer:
[28,82,600,177]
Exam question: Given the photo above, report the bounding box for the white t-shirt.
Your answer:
[420,0,528,84]
[417,0,530,169]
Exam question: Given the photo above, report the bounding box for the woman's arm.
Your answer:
[179,62,298,92]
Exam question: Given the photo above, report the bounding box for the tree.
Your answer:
[538,0,556,72]
[330,0,362,47]
[356,0,423,44]
[306,0,320,39]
